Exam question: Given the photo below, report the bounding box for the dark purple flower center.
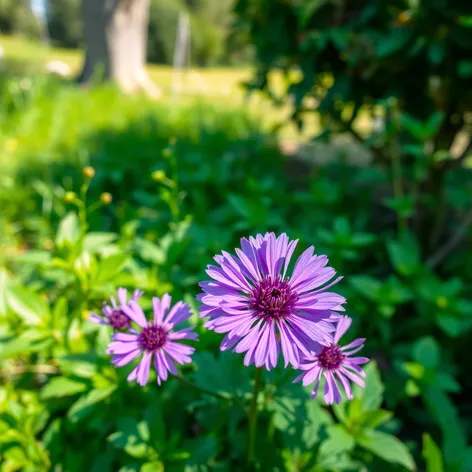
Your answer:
[318,345,344,370]
[250,276,297,320]
[139,325,167,351]
[108,309,130,330]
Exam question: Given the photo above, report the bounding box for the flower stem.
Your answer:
[174,375,231,401]
[247,368,263,466]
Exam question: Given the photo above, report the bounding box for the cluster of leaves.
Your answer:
[235,0,472,469]
[0,71,471,471]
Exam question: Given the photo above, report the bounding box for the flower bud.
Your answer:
[64,191,77,203]
[100,192,112,204]
[151,170,166,182]
[83,166,95,179]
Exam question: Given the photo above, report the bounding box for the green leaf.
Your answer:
[83,232,118,252]
[7,286,50,325]
[187,437,217,465]
[191,351,250,397]
[458,61,472,78]
[95,254,129,283]
[423,386,467,464]
[458,16,472,27]
[349,276,382,300]
[140,463,164,472]
[68,386,117,423]
[360,409,393,430]
[318,424,355,458]
[133,238,165,265]
[353,362,383,410]
[56,212,80,247]
[422,434,444,472]
[357,430,416,470]
[108,418,149,459]
[437,315,464,337]
[387,232,420,276]
[0,268,10,315]
[413,336,440,368]
[0,329,54,357]
[41,377,88,400]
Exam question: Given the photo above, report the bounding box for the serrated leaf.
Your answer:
[357,430,416,470]
[41,377,88,400]
[423,434,444,472]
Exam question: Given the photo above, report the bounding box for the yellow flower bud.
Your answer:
[100,192,112,204]
[169,137,177,146]
[162,148,172,158]
[64,191,77,203]
[151,170,166,182]
[83,166,95,179]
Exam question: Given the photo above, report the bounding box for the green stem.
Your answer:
[248,368,263,466]
[174,375,231,402]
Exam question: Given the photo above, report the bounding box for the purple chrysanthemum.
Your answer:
[293,316,368,404]
[198,232,346,370]
[106,294,198,386]
[89,288,144,330]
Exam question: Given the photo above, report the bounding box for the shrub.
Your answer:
[234,0,472,470]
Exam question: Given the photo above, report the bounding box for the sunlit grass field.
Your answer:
[0,34,325,140]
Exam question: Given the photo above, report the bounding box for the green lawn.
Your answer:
[1,35,324,140]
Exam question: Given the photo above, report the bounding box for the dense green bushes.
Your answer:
[1,66,471,469]
[234,0,472,471]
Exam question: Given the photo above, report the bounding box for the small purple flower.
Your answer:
[107,294,198,386]
[293,316,369,404]
[198,232,346,370]
[89,288,144,330]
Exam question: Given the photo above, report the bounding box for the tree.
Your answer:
[79,0,160,97]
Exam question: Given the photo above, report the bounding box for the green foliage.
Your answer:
[47,0,82,49]
[235,1,472,470]
[1,68,471,471]
[0,0,41,39]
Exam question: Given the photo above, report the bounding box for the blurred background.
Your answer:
[0,0,472,471]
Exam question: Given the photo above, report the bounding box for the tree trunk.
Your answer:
[79,0,160,97]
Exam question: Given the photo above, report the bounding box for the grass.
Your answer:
[0,34,323,140]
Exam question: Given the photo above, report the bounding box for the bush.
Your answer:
[234,0,472,470]
[0,75,431,471]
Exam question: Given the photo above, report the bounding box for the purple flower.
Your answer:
[293,316,368,404]
[89,288,144,330]
[106,294,198,386]
[198,232,345,370]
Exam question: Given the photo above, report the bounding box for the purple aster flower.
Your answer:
[198,232,346,370]
[293,316,368,404]
[89,288,144,330]
[106,294,198,386]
